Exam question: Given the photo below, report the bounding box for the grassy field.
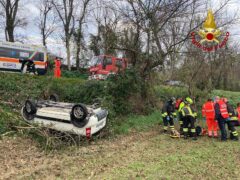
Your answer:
[1,72,240,179]
[1,127,240,179]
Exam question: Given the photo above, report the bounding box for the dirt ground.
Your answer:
[0,128,240,180]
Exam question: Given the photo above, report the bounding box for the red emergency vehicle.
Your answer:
[88,55,127,80]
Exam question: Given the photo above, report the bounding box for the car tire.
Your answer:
[25,100,37,114]
[22,107,35,121]
[49,94,59,102]
[71,104,88,128]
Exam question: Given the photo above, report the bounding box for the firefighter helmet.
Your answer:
[185,97,193,105]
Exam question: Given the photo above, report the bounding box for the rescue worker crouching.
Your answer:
[177,98,185,135]
[161,97,177,134]
[214,96,238,141]
[181,97,198,140]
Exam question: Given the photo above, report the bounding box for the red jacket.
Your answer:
[236,107,240,120]
[217,100,229,119]
[55,59,61,68]
[202,101,215,119]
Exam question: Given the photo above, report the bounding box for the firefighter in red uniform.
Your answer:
[236,103,240,126]
[214,96,238,141]
[54,57,61,78]
[202,98,218,138]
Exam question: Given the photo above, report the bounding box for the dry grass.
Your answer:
[0,127,240,180]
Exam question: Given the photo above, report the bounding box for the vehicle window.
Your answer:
[0,47,34,59]
[89,56,103,66]
[105,57,112,65]
[102,57,112,69]
[33,53,44,61]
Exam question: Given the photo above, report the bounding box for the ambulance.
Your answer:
[0,41,48,75]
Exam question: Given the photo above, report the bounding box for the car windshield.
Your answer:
[89,56,103,67]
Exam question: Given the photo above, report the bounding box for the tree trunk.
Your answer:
[66,40,71,71]
[76,45,80,71]
[42,28,46,46]
[6,26,14,42]
[5,28,8,41]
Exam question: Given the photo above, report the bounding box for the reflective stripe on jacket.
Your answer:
[178,102,185,112]
[181,105,196,118]
[162,101,176,117]
[218,100,229,119]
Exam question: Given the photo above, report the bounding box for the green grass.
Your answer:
[0,103,22,135]
[212,89,240,107]
[155,85,188,101]
[12,128,239,179]
[112,111,161,135]
[99,131,240,179]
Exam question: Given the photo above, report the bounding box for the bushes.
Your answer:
[212,90,240,107]
[105,69,149,115]
[60,70,88,79]
[155,85,188,101]
[47,79,105,104]
[0,104,22,135]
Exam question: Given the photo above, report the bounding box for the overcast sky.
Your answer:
[0,0,239,58]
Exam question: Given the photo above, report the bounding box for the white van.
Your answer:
[0,41,48,75]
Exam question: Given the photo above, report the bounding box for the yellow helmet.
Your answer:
[185,97,193,105]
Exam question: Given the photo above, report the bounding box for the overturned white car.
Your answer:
[21,96,108,137]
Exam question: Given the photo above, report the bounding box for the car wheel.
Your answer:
[25,100,37,114]
[49,94,59,102]
[71,104,88,128]
[22,107,35,121]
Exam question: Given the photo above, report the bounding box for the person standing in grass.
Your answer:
[181,97,198,140]
[202,98,218,138]
[161,97,177,134]
[214,96,239,141]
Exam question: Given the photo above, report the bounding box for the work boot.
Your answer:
[183,133,188,139]
[192,133,197,140]
[163,130,168,133]
[232,136,239,141]
[192,137,197,141]
[180,127,183,135]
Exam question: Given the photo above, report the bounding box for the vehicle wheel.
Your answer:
[25,100,37,114]
[21,107,35,121]
[49,94,59,102]
[71,104,88,128]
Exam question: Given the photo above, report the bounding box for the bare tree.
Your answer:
[89,0,121,55]
[37,0,57,46]
[0,0,26,42]
[73,0,91,70]
[52,0,75,70]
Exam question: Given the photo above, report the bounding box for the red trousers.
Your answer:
[54,68,61,78]
[206,117,218,136]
